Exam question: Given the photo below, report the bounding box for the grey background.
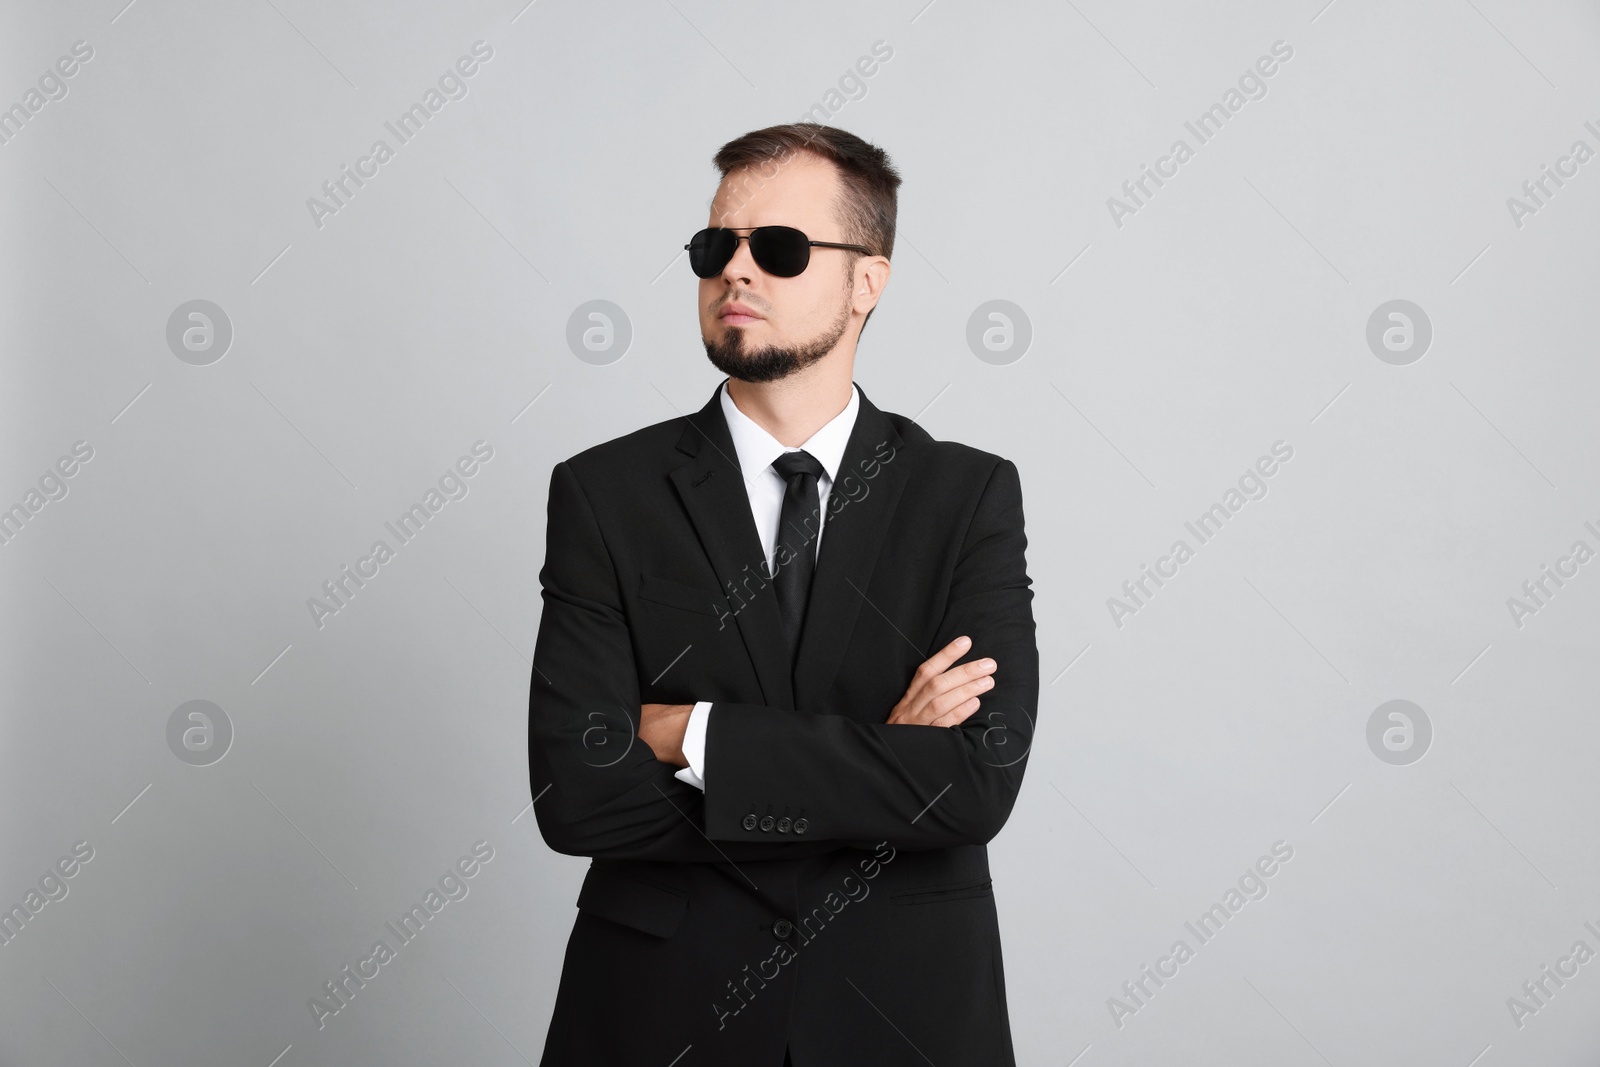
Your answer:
[2,0,1597,1064]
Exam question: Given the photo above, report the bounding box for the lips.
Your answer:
[718,303,762,324]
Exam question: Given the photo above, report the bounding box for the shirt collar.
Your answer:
[719,378,860,484]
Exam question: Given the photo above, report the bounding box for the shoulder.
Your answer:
[881,409,1019,490]
[554,412,697,484]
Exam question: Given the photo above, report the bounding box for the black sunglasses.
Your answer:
[685,225,874,279]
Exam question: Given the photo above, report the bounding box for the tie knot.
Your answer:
[771,449,825,484]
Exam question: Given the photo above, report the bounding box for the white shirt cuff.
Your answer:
[672,701,712,792]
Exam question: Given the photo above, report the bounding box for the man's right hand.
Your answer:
[886,635,996,728]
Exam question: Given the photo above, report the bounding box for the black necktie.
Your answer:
[770,449,826,658]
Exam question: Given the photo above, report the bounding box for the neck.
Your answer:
[725,358,854,447]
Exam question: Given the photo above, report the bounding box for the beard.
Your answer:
[703,290,853,384]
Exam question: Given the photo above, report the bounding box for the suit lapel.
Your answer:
[668,381,914,713]
[669,384,795,709]
[791,385,911,710]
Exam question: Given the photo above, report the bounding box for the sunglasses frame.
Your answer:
[684,225,875,279]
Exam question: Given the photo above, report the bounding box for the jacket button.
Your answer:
[773,919,793,939]
[793,818,809,835]
[776,817,791,833]
[759,815,775,832]
[741,814,757,831]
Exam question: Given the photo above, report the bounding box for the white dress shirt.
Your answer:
[673,379,861,792]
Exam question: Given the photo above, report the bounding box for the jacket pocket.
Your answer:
[888,877,994,906]
[638,572,724,617]
[576,863,690,938]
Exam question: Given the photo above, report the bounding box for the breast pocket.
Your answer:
[632,572,737,698]
[637,572,725,618]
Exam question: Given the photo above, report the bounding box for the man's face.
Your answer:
[698,153,858,384]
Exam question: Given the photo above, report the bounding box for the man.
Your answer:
[530,123,1038,1066]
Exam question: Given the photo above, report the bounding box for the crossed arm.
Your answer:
[640,634,1000,766]
[528,458,1037,862]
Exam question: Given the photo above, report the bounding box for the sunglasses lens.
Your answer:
[687,228,735,278]
[750,226,810,277]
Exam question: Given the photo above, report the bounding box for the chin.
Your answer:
[714,324,761,348]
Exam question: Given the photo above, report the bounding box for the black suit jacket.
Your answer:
[530,380,1038,1066]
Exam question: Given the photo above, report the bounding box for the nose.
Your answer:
[720,233,758,284]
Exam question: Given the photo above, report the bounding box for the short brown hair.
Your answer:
[711,123,901,335]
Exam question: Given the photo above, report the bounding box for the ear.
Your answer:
[851,256,891,315]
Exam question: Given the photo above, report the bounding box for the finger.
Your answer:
[903,673,993,727]
[941,655,998,692]
[924,669,995,716]
[913,636,972,688]
[904,642,983,713]
[947,670,995,706]
[897,694,975,729]
[964,656,998,679]
[928,696,981,729]
[914,657,994,709]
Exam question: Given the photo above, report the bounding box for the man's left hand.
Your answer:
[640,703,693,768]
